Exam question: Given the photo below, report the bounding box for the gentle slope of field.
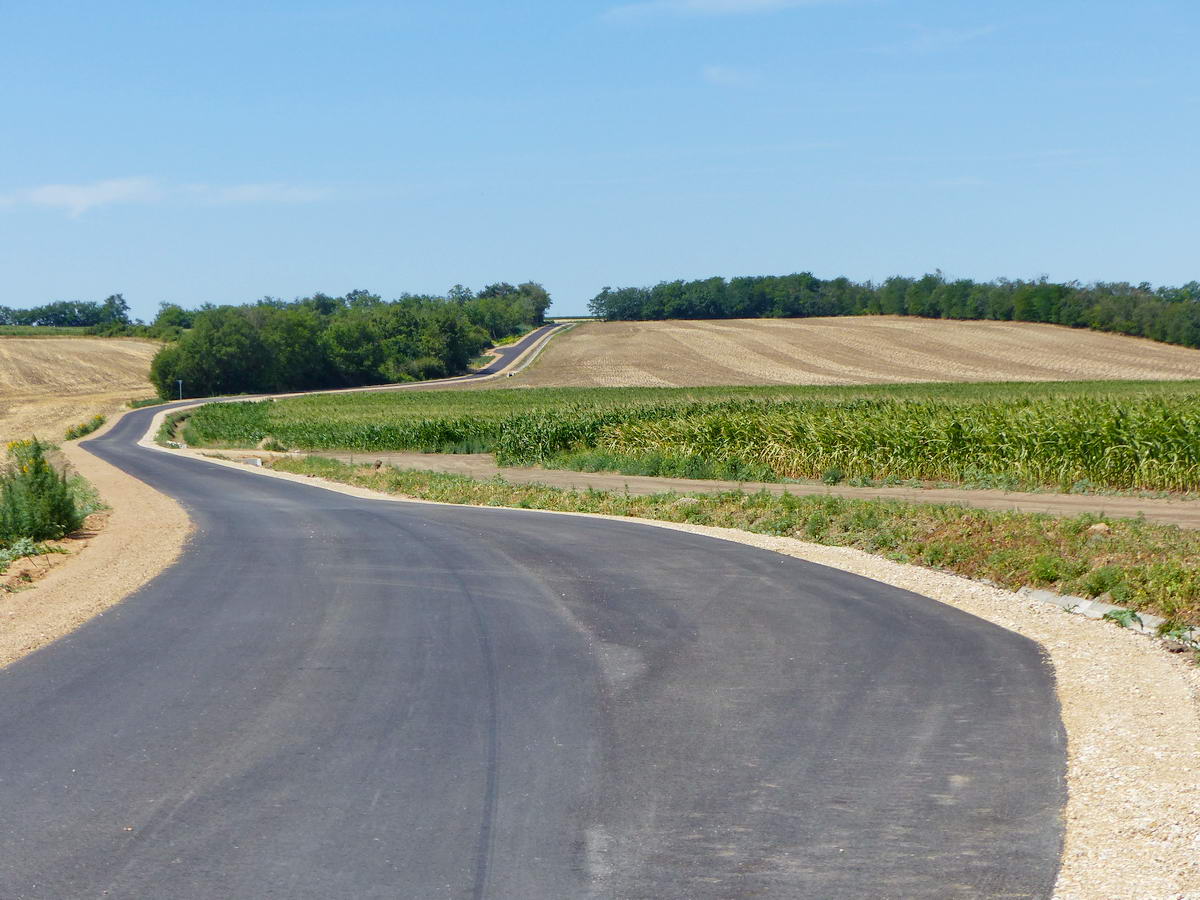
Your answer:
[0,338,159,445]
[522,317,1200,387]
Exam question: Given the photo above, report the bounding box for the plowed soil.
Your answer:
[518,318,1200,387]
[0,338,159,445]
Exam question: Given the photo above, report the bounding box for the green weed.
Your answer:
[64,414,106,440]
[0,440,85,545]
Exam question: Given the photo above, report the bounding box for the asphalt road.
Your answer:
[0,403,1067,898]
[470,324,560,376]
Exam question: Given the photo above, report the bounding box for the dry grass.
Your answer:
[0,338,159,445]
[517,317,1200,387]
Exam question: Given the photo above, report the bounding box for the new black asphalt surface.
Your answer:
[470,324,560,376]
[0,402,1067,898]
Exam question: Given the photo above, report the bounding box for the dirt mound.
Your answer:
[519,318,1200,387]
[0,338,159,444]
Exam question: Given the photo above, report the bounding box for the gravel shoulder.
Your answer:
[163,436,1200,899]
[0,420,190,668]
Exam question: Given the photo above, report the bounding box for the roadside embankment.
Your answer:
[0,422,190,668]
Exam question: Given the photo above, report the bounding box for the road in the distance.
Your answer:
[0,404,1066,898]
[470,323,560,376]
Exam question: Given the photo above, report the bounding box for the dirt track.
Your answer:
[229,449,1200,530]
[0,337,160,445]
[516,318,1200,387]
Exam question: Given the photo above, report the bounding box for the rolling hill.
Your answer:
[0,338,159,445]
[516,317,1200,387]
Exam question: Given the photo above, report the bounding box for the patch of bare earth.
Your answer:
[0,337,160,446]
[515,318,1200,387]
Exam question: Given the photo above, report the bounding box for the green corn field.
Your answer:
[182,380,1200,492]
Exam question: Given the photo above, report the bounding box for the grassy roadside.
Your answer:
[267,454,1200,631]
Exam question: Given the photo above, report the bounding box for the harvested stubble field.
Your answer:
[517,317,1200,387]
[0,338,159,445]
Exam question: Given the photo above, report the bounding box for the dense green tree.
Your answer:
[99,294,131,324]
[144,282,542,399]
[153,302,194,330]
[517,282,552,324]
[150,307,268,398]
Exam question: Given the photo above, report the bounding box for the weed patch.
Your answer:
[63,414,106,441]
[0,440,85,545]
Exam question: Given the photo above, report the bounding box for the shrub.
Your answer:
[0,440,85,544]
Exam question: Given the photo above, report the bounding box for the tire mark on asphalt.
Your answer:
[467,583,501,900]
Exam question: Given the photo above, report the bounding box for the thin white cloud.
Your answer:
[20,177,162,218]
[0,177,330,217]
[701,64,761,87]
[605,0,837,22]
[885,24,997,54]
[182,182,332,206]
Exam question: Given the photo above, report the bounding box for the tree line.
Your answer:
[1,282,550,397]
[148,282,549,398]
[588,273,1200,350]
[0,295,135,333]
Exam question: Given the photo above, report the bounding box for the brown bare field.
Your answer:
[0,337,159,445]
[517,317,1200,387]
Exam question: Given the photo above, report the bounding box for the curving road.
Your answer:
[0,401,1066,898]
[470,324,562,377]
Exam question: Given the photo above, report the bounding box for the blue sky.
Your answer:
[2,0,1196,319]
